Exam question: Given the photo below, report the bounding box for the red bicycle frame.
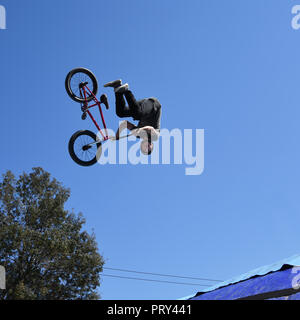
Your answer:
[80,85,109,141]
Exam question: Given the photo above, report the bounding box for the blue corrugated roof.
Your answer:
[179,254,300,300]
[191,268,297,300]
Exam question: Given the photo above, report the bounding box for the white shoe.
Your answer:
[114,83,129,93]
[103,79,122,88]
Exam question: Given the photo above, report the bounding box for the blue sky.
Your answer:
[1,0,300,300]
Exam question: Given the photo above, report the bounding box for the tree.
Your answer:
[0,167,104,300]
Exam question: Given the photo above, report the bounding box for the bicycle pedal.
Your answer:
[81,104,88,112]
[100,94,110,110]
[81,112,87,120]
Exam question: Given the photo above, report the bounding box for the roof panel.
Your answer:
[180,254,300,300]
[191,268,297,300]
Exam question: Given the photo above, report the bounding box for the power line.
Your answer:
[103,267,222,282]
[101,274,213,286]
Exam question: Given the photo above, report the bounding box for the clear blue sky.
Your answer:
[1,0,300,300]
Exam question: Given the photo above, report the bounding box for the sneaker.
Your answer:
[103,79,122,88]
[114,83,129,94]
[100,94,109,110]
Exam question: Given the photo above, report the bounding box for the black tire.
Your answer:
[68,130,102,166]
[65,68,98,103]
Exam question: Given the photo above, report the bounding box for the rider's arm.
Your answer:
[115,121,136,140]
[135,126,160,141]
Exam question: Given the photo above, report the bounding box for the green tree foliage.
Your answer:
[0,168,104,300]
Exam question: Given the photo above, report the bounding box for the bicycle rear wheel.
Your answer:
[68,130,102,166]
[65,68,98,103]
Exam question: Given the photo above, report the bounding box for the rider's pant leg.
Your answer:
[124,90,143,120]
[115,93,131,118]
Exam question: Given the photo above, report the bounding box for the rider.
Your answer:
[102,80,162,155]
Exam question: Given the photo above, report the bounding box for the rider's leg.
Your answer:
[112,82,143,119]
[115,88,143,119]
[115,92,132,118]
[123,90,143,120]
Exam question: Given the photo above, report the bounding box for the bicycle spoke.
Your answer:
[69,72,94,100]
[73,133,97,162]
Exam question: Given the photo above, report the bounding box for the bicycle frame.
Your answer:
[80,85,109,141]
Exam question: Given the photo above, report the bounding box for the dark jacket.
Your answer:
[136,98,162,130]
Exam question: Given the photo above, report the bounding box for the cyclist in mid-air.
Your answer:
[102,80,162,155]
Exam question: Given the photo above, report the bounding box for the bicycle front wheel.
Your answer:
[68,130,102,166]
[65,68,98,103]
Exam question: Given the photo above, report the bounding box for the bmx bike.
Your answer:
[66,68,157,166]
[65,67,113,167]
[65,67,149,167]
